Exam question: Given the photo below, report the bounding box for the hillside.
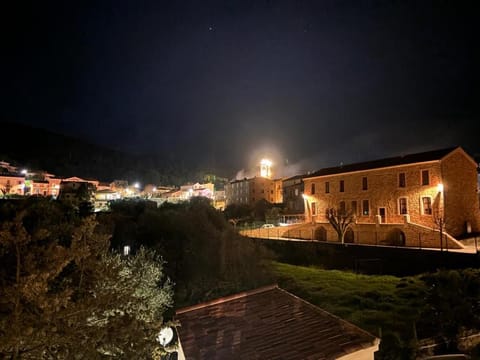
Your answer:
[0,121,193,185]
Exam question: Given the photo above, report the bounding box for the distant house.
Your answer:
[175,285,379,360]
[0,174,25,196]
[302,147,480,248]
[63,176,99,188]
[225,177,278,206]
[58,180,96,204]
[94,189,121,211]
[30,180,50,196]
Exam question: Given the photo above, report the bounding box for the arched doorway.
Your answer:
[314,226,327,241]
[344,228,355,243]
[385,228,406,246]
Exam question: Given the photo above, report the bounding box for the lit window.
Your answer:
[399,173,406,188]
[422,197,432,215]
[340,180,344,192]
[421,170,430,186]
[325,182,330,193]
[362,200,369,216]
[123,245,131,256]
[398,197,408,214]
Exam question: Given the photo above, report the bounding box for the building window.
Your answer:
[123,245,131,256]
[325,182,330,193]
[340,180,344,192]
[339,201,346,214]
[399,173,406,188]
[351,201,357,215]
[398,197,408,214]
[422,197,432,215]
[362,177,368,190]
[295,189,299,196]
[421,170,430,186]
[362,200,370,216]
[311,183,316,195]
[311,202,317,216]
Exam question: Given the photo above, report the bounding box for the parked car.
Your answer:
[261,223,275,229]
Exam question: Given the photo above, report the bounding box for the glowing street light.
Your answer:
[437,183,444,192]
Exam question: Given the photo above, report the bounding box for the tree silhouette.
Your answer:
[0,209,173,359]
[326,207,355,243]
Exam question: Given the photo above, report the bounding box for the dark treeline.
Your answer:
[100,197,273,306]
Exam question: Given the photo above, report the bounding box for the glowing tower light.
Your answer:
[260,159,272,179]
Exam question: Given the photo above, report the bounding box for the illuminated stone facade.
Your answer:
[302,147,480,247]
[0,174,25,195]
[225,176,277,206]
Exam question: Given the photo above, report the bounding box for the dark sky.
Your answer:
[3,0,478,178]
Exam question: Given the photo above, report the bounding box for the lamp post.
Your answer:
[437,183,444,252]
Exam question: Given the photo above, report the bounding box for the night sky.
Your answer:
[3,0,478,178]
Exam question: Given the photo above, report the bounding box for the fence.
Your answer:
[240,226,479,251]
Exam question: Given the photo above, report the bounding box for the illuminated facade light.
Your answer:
[437,183,444,192]
[260,159,272,178]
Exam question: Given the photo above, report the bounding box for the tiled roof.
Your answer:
[305,146,459,179]
[175,285,379,359]
[283,174,305,181]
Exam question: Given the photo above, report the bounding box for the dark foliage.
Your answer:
[102,197,273,306]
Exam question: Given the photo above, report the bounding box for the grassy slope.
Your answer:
[269,261,427,338]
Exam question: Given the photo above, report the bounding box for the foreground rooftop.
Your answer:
[176,285,379,359]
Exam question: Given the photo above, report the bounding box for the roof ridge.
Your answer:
[305,146,460,178]
[175,284,278,314]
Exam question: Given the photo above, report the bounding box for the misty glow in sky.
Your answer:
[3,0,478,177]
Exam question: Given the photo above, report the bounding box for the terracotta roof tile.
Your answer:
[176,285,379,359]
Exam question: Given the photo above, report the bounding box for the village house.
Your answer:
[225,159,283,206]
[0,173,25,196]
[225,176,277,206]
[302,147,480,249]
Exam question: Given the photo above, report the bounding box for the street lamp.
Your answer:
[436,183,445,251]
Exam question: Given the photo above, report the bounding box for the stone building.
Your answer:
[302,147,480,249]
[282,174,305,214]
[225,176,277,206]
